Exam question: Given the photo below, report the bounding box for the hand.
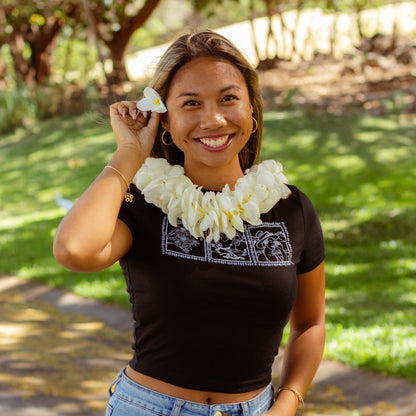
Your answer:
[263,388,299,416]
[110,101,161,157]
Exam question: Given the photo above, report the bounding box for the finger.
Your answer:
[110,103,127,119]
[111,101,137,119]
[146,111,161,133]
[125,101,139,120]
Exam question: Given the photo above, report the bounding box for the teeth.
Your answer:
[199,135,229,148]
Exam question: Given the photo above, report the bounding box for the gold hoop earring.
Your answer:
[251,117,258,133]
[161,130,173,146]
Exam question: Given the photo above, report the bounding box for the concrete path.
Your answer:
[1,275,415,416]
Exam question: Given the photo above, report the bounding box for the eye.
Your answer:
[183,100,199,107]
[222,95,238,103]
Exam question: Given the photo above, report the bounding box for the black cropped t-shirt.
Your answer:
[118,182,325,393]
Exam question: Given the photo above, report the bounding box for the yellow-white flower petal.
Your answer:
[136,87,167,113]
[135,157,291,242]
[241,201,261,223]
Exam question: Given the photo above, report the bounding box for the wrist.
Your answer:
[109,146,148,180]
[116,142,148,161]
[271,387,304,416]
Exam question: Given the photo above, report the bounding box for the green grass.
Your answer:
[1,110,415,381]
[0,113,130,306]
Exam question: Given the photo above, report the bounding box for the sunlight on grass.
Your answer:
[0,208,64,229]
[72,272,127,302]
[1,110,415,380]
[326,263,371,277]
[325,154,365,171]
[326,324,416,381]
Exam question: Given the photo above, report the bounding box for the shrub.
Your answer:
[0,86,35,133]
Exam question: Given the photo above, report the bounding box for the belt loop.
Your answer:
[170,399,184,416]
[241,402,250,416]
[108,369,124,397]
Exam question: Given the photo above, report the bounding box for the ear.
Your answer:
[161,112,170,131]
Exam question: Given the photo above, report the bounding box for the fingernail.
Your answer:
[121,108,127,118]
[132,110,137,120]
[142,111,148,119]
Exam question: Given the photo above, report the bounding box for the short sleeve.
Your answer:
[117,183,144,235]
[295,188,325,274]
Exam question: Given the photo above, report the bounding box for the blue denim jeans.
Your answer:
[105,369,274,416]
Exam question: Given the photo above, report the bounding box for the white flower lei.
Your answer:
[134,158,292,243]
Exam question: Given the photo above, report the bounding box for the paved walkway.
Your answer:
[0,274,415,416]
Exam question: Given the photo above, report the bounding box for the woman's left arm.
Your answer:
[267,261,326,416]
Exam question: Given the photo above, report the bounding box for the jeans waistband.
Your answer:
[109,368,274,416]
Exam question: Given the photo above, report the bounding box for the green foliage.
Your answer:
[0,114,129,306]
[1,110,415,380]
[128,1,192,52]
[1,44,16,88]
[51,26,100,84]
[0,83,96,133]
[192,0,253,25]
[0,86,35,132]
[0,0,78,84]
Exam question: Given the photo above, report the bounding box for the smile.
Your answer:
[197,134,233,150]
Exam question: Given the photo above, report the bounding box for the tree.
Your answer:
[252,0,291,67]
[82,0,160,85]
[0,0,77,85]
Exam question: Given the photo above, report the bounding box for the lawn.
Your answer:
[1,110,415,381]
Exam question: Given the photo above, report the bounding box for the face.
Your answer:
[163,56,253,177]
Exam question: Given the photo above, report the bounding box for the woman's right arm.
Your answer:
[53,102,160,272]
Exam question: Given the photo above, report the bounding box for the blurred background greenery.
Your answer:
[1,0,415,383]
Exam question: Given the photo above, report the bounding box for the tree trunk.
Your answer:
[390,2,399,52]
[329,12,339,58]
[249,0,261,63]
[7,19,62,85]
[97,0,160,86]
[81,0,112,88]
[107,42,129,85]
[30,37,55,84]
[273,11,286,59]
[8,32,32,84]
[288,0,304,60]
[264,0,279,60]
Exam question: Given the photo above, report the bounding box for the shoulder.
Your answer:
[266,184,322,233]
[118,183,160,232]
[277,185,318,215]
[121,183,147,211]
[287,184,310,202]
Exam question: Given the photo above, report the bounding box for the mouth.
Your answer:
[196,134,234,151]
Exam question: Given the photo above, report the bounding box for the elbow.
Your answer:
[53,237,95,272]
[53,237,79,271]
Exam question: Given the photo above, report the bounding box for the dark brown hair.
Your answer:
[149,29,263,171]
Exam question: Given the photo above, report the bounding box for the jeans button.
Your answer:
[214,411,222,416]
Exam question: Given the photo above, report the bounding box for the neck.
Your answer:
[184,162,244,191]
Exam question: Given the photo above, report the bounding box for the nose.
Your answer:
[199,105,226,130]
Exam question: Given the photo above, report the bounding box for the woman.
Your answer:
[53,30,325,416]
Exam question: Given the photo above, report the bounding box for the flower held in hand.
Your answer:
[136,87,167,113]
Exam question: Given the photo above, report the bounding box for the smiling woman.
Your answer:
[161,56,254,189]
[53,29,325,416]
[149,30,264,173]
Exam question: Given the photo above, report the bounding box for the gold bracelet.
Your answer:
[105,165,134,202]
[276,386,305,415]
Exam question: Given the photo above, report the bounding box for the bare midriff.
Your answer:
[125,365,265,405]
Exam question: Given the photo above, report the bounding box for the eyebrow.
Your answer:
[176,84,242,99]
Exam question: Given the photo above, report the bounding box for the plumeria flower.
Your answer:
[134,157,292,243]
[136,87,167,113]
